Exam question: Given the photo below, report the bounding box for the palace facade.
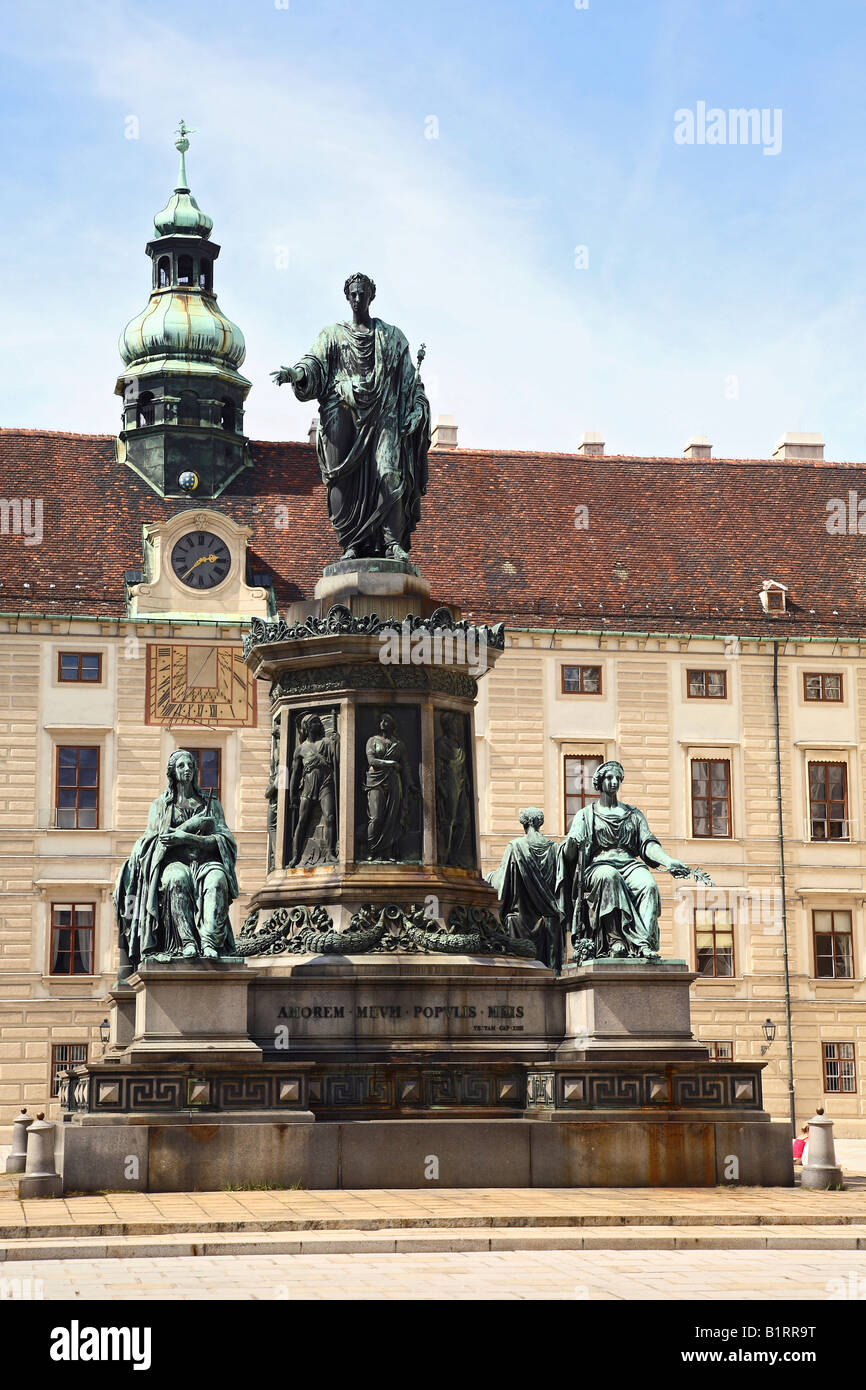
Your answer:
[2,141,865,1139]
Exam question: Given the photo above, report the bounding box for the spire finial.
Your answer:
[174,118,197,191]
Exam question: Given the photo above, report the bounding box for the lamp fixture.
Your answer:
[760,1018,777,1055]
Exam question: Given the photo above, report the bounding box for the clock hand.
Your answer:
[180,553,218,580]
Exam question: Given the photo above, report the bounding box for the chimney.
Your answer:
[307,419,317,445]
[684,435,712,460]
[577,431,605,456]
[772,432,824,462]
[431,414,458,450]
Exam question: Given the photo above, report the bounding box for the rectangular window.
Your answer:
[812,909,854,979]
[561,665,602,695]
[804,673,843,702]
[690,759,731,838]
[186,747,222,800]
[55,745,100,829]
[564,754,603,825]
[687,669,727,699]
[58,651,102,683]
[694,908,735,976]
[808,761,849,841]
[706,1040,734,1060]
[50,903,95,975]
[50,1042,88,1097]
[823,1042,856,1094]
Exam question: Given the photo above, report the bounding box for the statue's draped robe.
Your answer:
[295,736,338,805]
[291,318,430,553]
[365,733,410,858]
[487,829,561,969]
[435,732,470,863]
[556,802,662,958]
[114,795,238,967]
[292,733,339,864]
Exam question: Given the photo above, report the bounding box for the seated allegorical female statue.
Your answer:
[114,749,239,968]
[557,760,709,963]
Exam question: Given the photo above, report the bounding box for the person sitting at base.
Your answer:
[793,1124,809,1164]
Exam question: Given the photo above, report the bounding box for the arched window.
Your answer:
[177,255,193,285]
[179,391,199,426]
[157,256,171,288]
[198,260,212,291]
[220,399,236,432]
[136,392,155,428]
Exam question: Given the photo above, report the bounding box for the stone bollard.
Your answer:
[800,1108,844,1190]
[5,1109,33,1174]
[18,1113,62,1198]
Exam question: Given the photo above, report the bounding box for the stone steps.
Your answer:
[3,1223,866,1261]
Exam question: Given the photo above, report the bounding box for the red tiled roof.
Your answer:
[1,426,864,636]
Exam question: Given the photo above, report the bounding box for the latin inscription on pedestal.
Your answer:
[251,979,551,1053]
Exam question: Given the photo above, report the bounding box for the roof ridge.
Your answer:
[0,427,115,441]
[2,427,865,469]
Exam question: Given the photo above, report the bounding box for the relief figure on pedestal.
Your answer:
[114,749,239,968]
[435,710,473,868]
[265,721,280,874]
[271,273,430,560]
[364,712,418,860]
[487,808,562,970]
[557,760,709,963]
[288,711,339,868]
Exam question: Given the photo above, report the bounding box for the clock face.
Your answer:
[170,531,231,590]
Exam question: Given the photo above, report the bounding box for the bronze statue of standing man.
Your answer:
[272,274,430,561]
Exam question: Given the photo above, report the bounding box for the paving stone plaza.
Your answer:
[4,1249,863,1302]
[2,1146,865,1305]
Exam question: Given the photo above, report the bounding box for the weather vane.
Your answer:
[174,118,197,152]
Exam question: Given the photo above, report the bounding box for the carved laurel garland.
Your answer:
[236,902,536,959]
[244,604,505,660]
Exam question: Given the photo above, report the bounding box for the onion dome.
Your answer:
[118,291,246,374]
[152,121,214,239]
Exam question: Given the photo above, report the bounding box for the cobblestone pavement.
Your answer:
[3,1183,866,1238]
[3,1249,865,1300]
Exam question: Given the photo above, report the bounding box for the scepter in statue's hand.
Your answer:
[400,344,428,439]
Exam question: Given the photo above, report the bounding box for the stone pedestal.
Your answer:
[313,557,439,622]
[241,563,506,945]
[121,961,262,1064]
[556,960,709,1061]
[105,984,136,1055]
[61,951,794,1189]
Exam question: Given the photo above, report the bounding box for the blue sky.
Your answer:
[2,0,866,458]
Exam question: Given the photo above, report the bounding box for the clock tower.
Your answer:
[115,122,252,499]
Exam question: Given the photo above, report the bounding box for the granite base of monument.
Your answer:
[60,955,794,1190]
[61,1117,791,1192]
